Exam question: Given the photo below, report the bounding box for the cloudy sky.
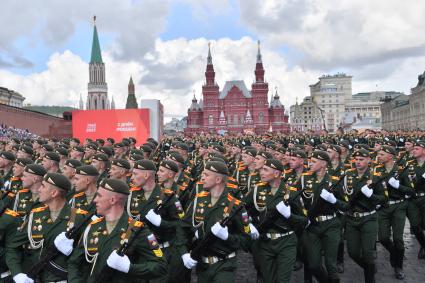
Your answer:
[1,0,425,120]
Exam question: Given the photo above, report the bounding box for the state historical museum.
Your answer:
[184,42,289,135]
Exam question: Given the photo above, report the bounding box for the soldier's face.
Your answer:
[201,169,222,189]
[405,142,414,151]
[412,146,425,158]
[260,166,278,182]
[74,174,89,192]
[94,188,112,215]
[355,156,370,170]
[289,157,304,169]
[254,156,266,170]
[109,165,125,179]
[377,151,392,163]
[157,166,174,184]
[326,149,338,161]
[241,153,254,166]
[12,164,25,177]
[62,165,75,179]
[22,171,36,188]
[309,158,326,172]
[38,181,57,203]
[131,169,148,187]
[42,158,53,170]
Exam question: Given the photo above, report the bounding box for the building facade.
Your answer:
[185,42,289,134]
[309,73,352,132]
[85,17,111,110]
[140,99,164,141]
[0,87,25,108]
[290,96,324,132]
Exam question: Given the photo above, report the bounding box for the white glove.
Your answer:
[249,223,259,240]
[146,209,162,227]
[54,231,74,256]
[388,177,400,189]
[320,189,337,204]
[106,250,131,273]
[194,230,199,239]
[422,172,425,179]
[211,222,228,240]
[361,185,373,198]
[182,253,198,269]
[12,273,33,283]
[276,201,291,218]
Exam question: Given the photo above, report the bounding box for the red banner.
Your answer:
[72,109,150,145]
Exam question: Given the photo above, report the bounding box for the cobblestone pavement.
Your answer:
[191,221,425,282]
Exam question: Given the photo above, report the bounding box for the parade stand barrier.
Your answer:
[72,109,150,146]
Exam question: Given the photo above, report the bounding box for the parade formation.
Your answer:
[0,129,424,283]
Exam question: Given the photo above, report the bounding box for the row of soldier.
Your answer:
[0,134,424,283]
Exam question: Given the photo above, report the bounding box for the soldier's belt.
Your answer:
[314,214,336,222]
[0,271,11,279]
[201,252,236,264]
[415,192,425,198]
[265,231,294,240]
[388,199,404,205]
[347,210,376,218]
[159,241,170,249]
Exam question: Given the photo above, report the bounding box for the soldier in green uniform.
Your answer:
[41,152,61,173]
[6,172,85,283]
[0,151,15,188]
[376,145,414,279]
[62,159,83,187]
[90,153,109,186]
[303,151,346,283]
[69,165,99,213]
[344,149,386,283]
[68,178,167,283]
[69,145,85,162]
[82,143,98,165]
[109,159,131,184]
[16,145,34,161]
[406,140,425,259]
[248,159,307,283]
[176,161,251,283]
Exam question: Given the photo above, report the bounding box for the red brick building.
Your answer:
[185,42,289,135]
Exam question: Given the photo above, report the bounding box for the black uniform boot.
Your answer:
[394,250,405,280]
[364,264,376,283]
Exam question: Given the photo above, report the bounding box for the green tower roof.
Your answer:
[90,21,103,64]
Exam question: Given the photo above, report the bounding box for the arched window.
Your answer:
[102,98,105,109]
[208,114,213,125]
[94,98,98,109]
[258,112,264,123]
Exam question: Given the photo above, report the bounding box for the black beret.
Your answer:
[92,153,109,162]
[71,138,81,144]
[16,158,33,167]
[258,151,273,160]
[133,159,156,171]
[353,149,370,158]
[44,152,60,162]
[311,150,330,163]
[111,159,131,170]
[86,143,98,150]
[129,154,144,161]
[85,138,93,143]
[354,143,370,150]
[34,139,45,145]
[291,150,307,159]
[384,139,397,147]
[72,146,85,153]
[264,159,284,171]
[41,144,54,152]
[205,161,229,175]
[414,140,425,148]
[147,138,158,146]
[210,143,225,154]
[160,160,179,173]
[209,157,226,163]
[244,148,257,158]
[55,147,69,156]
[64,159,83,169]
[328,144,341,155]
[99,178,129,195]
[114,142,125,148]
[95,139,105,146]
[12,137,21,144]
[19,145,34,155]
[381,145,396,156]
[316,144,328,151]
[266,143,277,151]
[99,146,113,157]
[0,151,16,161]
[76,165,99,176]
[106,137,115,144]
[129,149,144,156]
[128,137,137,144]
[121,138,130,146]
[43,173,71,191]
[168,152,185,164]
[338,140,350,149]
[24,164,47,176]
[140,144,152,153]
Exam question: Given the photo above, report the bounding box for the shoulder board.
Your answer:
[18,188,29,193]
[4,209,19,217]
[130,187,142,192]
[73,191,85,198]
[238,166,246,171]
[249,172,257,176]
[75,208,89,215]
[226,183,238,189]
[347,168,356,172]
[196,191,209,198]
[196,181,204,185]
[331,175,340,181]
[31,205,48,213]
[302,171,314,176]
[288,186,298,192]
[90,217,104,225]
[257,181,268,186]
[134,220,144,228]
[11,177,21,181]
[284,169,293,174]
[163,189,173,195]
[228,177,237,182]
[375,164,384,168]
[373,172,382,177]
[407,159,414,164]
[227,194,241,205]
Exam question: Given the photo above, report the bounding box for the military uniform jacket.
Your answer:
[343,168,386,212]
[405,159,425,196]
[97,170,109,187]
[175,188,250,259]
[0,209,21,274]
[373,163,415,201]
[6,203,87,282]
[234,164,250,197]
[246,181,307,233]
[1,187,37,217]
[69,191,97,214]
[68,212,167,283]
[126,184,184,244]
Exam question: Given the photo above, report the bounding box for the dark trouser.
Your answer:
[304,217,341,283]
[407,196,425,248]
[378,201,407,269]
[167,246,191,283]
[337,214,346,265]
[196,257,236,283]
[346,213,378,283]
[258,232,297,283]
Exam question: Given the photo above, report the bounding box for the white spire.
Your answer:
[256,40,262,63]
[79,93,84,110]
[111,95,115,109]
[207,42,212,65]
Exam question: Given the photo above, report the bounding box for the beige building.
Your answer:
[309,73,352,132]
[290,96,324,132]
[0,86,25,108]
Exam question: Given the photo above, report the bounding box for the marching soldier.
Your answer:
[376,145,414,279]
[69,146,85,162]
[83,143,98,165]
[0,151,15,187]
[69,165,99,213]
[109,159,131,184]
[90,153,109,186]
[41,152,61,173]
[68,178,168,282]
